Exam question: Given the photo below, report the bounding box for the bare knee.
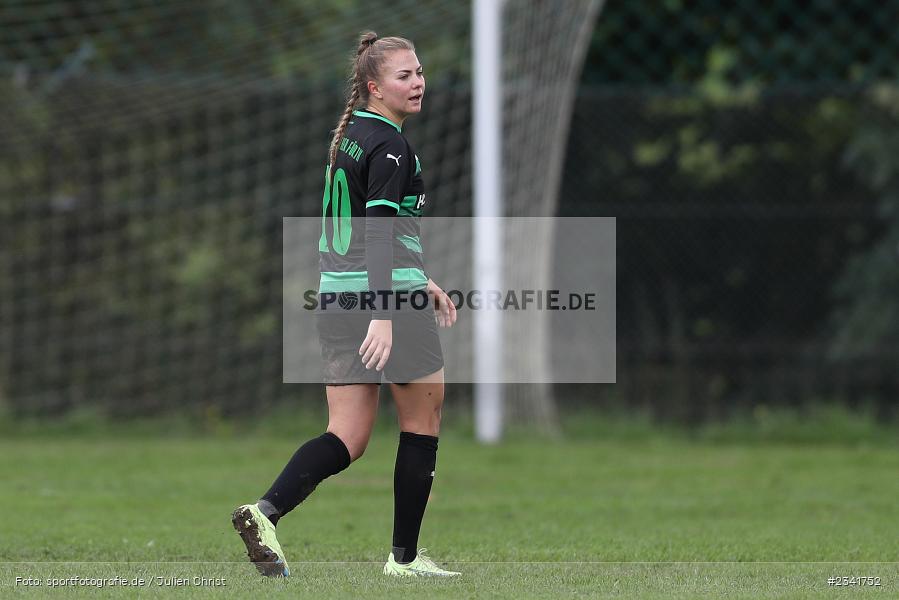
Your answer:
[347,441,368,462]
[325,384,378,463]
[399,404,442,436]
[393,379,445,436]
[327,428,370,462]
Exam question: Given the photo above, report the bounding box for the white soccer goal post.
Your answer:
[472,0,604,442]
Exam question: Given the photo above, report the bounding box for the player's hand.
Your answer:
[359,319,392,371]
[427,279,457,328]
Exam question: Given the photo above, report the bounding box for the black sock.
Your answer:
[256,499,280,524]
[261,431,351,524]
[392,431,438,563]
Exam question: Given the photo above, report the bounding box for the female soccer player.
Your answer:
[232,31,459,578]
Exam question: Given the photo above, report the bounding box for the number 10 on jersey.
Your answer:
[319,167,352,255]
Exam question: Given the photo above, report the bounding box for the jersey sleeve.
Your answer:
[364,133,412,214]
[365,205,395,320]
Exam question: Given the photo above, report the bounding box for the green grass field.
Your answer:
[2,415,898,598]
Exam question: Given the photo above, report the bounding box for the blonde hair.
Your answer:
[328,31,416,171]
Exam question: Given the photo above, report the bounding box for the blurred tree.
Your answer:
[828,85,899,361]
[584,0,899,86]
[566,5,893,415]
[0,0,468,81]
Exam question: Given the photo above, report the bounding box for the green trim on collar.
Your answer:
[353,109,402,132]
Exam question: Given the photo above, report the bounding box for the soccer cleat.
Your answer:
[231,504,290,577]
[383,548,461,578]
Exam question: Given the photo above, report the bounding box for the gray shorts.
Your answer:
[315,310,444,385]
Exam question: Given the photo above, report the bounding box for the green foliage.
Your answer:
[585,0,899,85]
[0,0,469,82]
[567,24,897,413]
[567,80,869,371]
[828,85,899,360]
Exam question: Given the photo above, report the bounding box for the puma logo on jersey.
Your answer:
[386,153,402,166]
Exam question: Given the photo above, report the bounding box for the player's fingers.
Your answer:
[375,345,391,371]
[437,293,450,327]
[447,294,457,326]
[440,293,453,327]
[360,338,378,365]
[365,344,384,370]
[359,334,373,358]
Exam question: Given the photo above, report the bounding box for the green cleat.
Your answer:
[231,504,290,577]
[383,548,461,578]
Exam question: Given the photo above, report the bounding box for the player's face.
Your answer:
[374,50,425,119]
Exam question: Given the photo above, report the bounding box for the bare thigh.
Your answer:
[390,368,445,436]
[326,384,379,461]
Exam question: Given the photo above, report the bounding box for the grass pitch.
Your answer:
[1,417,898,598]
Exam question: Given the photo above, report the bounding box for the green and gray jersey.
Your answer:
[318,109,428,295]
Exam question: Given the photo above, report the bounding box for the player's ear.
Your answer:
[367,80,382,99]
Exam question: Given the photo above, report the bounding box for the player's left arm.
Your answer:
[427,278,457,328]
